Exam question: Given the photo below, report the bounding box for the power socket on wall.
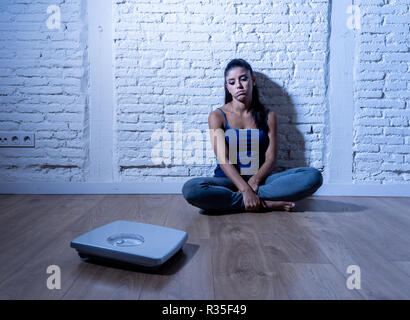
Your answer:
[0,132,35,147]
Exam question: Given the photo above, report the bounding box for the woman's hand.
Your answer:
[241,188,264,212]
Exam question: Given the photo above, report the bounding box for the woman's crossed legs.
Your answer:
[182,167,323,213]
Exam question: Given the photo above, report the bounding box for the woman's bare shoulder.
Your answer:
[265,108,277,131]
[266,108,277,118]
[209,105,228,118]
[208,106,226,128]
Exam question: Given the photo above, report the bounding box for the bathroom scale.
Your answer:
[70,220,188,269]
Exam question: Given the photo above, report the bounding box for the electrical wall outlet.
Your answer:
[0,132,35,147]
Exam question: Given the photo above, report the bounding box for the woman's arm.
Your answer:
[247,110,278,191]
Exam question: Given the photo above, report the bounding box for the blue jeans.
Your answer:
[182,167,323,213]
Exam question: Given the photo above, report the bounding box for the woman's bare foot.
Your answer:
[261,200,296,212]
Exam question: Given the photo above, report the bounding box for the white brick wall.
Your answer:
[114,0,330,181]
[0,0,409,188]
[353,0,410,184]
[0,0,88,182]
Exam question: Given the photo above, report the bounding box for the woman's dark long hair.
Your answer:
[224,59,268,132]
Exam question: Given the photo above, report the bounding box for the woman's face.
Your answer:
[225,67,255,102]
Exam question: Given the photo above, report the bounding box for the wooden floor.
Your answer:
[0,194,410,300]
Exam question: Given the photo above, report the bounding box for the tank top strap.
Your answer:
[265,109,270,125]
[217,107,229,128]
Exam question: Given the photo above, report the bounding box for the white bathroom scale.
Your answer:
[70,220,188,269]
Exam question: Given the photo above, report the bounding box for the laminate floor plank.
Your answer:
[210,220,283,299]
[264,262,363,300]
[163,195,211,241]
[392,261,410,279]
[0,195,35,216]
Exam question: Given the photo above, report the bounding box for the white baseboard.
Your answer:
[0,182,409,197]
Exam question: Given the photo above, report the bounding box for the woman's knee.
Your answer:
[288,167,323,201]
[305,167,323,189]
[182,178,204,203]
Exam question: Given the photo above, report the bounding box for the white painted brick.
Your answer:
[389,118,408,127]
[356,90,384,98]
[381,163,410,172]
[385,127,410,136]
[384,109,410,118]
[372,136,404,145]
[356,126,383,136]
[356,80,384,90]
[356,118,390,127]
[53,131,78,140]
[379,145,410,154]
[46,113,83,123]
[355,161,382,172]
[357,99,405,109]
[353,144,380,152]
[384,90,410,99]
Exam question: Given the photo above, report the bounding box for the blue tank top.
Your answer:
[213,107,270,179]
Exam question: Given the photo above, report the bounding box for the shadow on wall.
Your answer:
[255,72,310,173]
